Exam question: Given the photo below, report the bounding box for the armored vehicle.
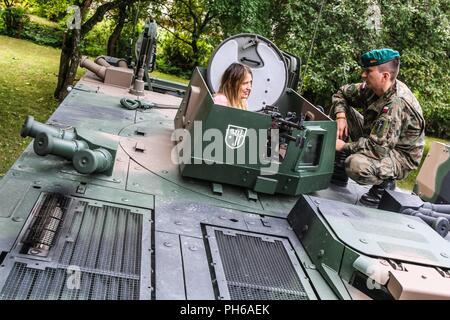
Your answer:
[0,28,449,300]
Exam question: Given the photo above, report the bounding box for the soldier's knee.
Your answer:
[345,154,377,184]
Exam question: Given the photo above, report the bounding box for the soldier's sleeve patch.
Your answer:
[372,118,390,138]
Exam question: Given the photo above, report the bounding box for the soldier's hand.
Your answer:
[336,139,346,152]
[336,113,348,139]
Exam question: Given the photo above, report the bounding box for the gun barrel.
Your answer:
[73,148,113,174]
[117,59,128,68]
[33,132,89,160]
[402,208,449,237]
[21,116,76,141]
[418,207,450,219]
[80,56,106,79]
[94,56,112,67]
[422,202,450,215]
[278,118,303,129]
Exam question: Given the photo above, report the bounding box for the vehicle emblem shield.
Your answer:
[225,125,247,149]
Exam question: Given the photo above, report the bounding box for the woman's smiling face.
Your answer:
[239,72,252,100]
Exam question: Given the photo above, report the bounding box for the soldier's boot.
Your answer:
[359,179,396,206]
[330,151,349,187]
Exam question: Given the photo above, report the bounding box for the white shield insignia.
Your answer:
[225,124,247,149]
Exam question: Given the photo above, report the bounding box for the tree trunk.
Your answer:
[54,29,81,101]
[107,4,128,57]
[54,0,93,101]
[53,0,126,101]
[191,36,199,68]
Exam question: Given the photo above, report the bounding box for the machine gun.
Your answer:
[20,116,118,176]
[259,105,306,152]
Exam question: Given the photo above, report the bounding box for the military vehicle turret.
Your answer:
[0,25,449,300]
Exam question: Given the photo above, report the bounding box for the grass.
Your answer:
[0,35,60,176]
[27,14,61,28]
[150,70,189,85]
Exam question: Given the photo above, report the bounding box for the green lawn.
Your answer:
[150,70,189,85]
[0,35,60,176]
[27,14,61,28]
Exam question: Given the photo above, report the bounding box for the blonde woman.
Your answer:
[214,63,253,110]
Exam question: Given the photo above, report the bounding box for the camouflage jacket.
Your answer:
[331,80,425,170]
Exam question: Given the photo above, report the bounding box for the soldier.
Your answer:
[329,48,425,206]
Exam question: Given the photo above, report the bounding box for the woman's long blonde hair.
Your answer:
[218,63,252,110]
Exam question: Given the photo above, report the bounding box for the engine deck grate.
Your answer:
[0,263,139,300]
[59,203,142,276]
[214,230,309,300]
[23,194,70,256]
[0,195,145,300]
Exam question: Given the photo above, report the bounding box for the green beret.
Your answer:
[360,48,400,68]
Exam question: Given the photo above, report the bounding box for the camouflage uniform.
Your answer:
[329,80,425,185]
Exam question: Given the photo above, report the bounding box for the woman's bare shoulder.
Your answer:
[213,93,229,106]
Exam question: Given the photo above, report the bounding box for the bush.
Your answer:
[155,32,195,78]
[79,19,113,57]
[252,0,450,139]
[27,0,73,22]
[113,21,144,62]
[421,101,450,139]
[373,1,449,139]
[155,31,213,79]
[21,20,63,47]
[0,5,29,37]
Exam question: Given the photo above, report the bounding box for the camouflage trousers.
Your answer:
[333,106,408,186]
[344,153,404,185]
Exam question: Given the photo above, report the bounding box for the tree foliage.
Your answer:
[0,0,29,36]
[54,0,141,101]
[150,0,218,70]
[1,0,448,137]
[378,0,449,138]
[211,0,449,138]
[25,0,73,21]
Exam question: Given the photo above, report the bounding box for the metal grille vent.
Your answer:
[59,204,142,276]
[0,199,144,300]
[215,230,309,300]
[0,262,139,300]
[23,194,70,256]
